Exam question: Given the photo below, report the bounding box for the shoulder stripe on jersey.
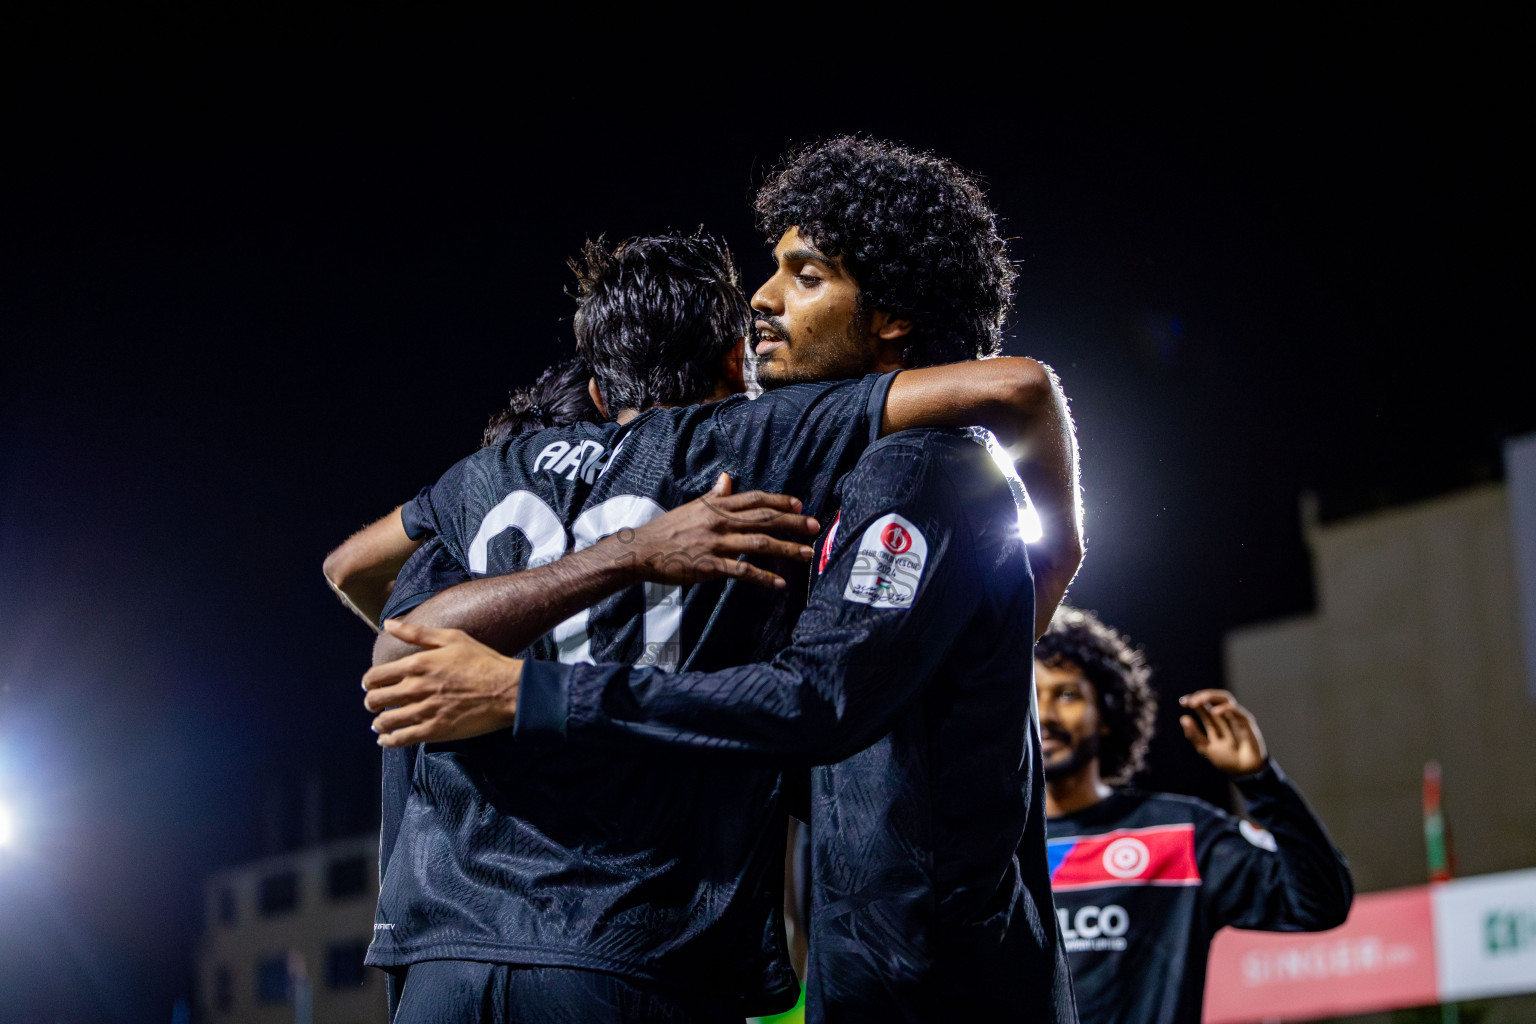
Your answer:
[1048,823,1200,891]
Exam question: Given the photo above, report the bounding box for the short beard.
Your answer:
[754,299,875,391]
[1043,732,1101,783]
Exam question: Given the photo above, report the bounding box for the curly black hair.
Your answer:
[1036,606,1158,784]
[571,231,750,413]
[754,136,1015,368]
[481,358,602,448]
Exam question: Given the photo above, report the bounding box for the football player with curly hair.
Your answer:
[1037,607,1353,1024]
[369,138,1086,1019]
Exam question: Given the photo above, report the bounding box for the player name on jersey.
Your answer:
[531,438,611,483]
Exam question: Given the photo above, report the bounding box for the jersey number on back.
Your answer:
[466,491,682,671]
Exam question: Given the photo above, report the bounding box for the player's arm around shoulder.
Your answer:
[881,356,1054,443]
[884,357,1084,634]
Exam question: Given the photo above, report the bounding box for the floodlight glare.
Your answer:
[980,430,1046,544]
[1017,502,1045,545]
[0,799,14,848]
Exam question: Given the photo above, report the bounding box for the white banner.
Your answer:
[1433,868,1536,1002]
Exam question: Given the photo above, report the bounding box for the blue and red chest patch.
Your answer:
[1047,823,1201,891]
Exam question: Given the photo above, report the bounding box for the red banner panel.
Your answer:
[1202,887,1439,1023]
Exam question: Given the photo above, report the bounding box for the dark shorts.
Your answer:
[388,960,741,1024]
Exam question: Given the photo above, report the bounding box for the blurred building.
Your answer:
[1226,435,1536,893]
[197,834,384,1024]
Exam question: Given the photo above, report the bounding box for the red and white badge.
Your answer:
[842,512,928,609]
[817,512,841,574]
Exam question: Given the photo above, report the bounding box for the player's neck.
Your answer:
[1045,761,1111,818]
[617,382,742,425]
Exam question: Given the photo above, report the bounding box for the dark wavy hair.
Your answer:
[1036,606,1158,784]
[754,136,1015,368]
[571,231,750,413]
[481,358,602,447]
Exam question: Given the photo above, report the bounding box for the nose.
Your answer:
[751,272,782,316]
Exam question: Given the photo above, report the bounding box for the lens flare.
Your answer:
[979,430,1045,544]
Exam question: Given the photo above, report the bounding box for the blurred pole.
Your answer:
[1423,762,1452,883]
[288,949,313,1024]
[1424,763,1458,1024]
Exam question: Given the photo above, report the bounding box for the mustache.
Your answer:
[753,315,791,343]
[1041,726,1073,746]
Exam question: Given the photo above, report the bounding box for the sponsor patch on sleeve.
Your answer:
[842,513,928,609]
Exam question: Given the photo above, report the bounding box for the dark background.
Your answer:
[0,13,1527,1022]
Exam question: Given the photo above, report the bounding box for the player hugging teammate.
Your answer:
[325,137,1351,1024]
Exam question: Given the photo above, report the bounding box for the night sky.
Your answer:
[1,16,1527,1022]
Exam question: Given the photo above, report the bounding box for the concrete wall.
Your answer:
[197,835,384,1024]
[1227,484,1536,892]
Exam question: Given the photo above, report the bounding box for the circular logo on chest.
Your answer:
[1102,837,1151,879]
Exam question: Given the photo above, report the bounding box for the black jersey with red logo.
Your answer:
[1045,762,1352,1024]
[517,430,1077,1022]
[365,373,894,1016]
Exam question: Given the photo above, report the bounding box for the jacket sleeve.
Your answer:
[515,437,987,765]
[1199,759,1355,933]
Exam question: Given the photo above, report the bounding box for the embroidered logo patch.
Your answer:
[843,513,928,608]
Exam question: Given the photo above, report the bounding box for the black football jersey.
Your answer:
[364,373,894,1016]
[375,535,469,892]
[518,430,1077,1022]
[1045,762,1353,1024]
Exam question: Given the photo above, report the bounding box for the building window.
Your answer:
[217,886,237,926]
[257,871,299,916]
[212,965,233,1013]
[255,956,290,1005]
[326,939,371,989]
[327,855,368,899]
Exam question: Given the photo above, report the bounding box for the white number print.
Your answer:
[465,491,682,670]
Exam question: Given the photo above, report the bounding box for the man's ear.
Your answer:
[588,378,611,421]
[719,336,747,395]
[868,310,912,372]
[871,309,913,342]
